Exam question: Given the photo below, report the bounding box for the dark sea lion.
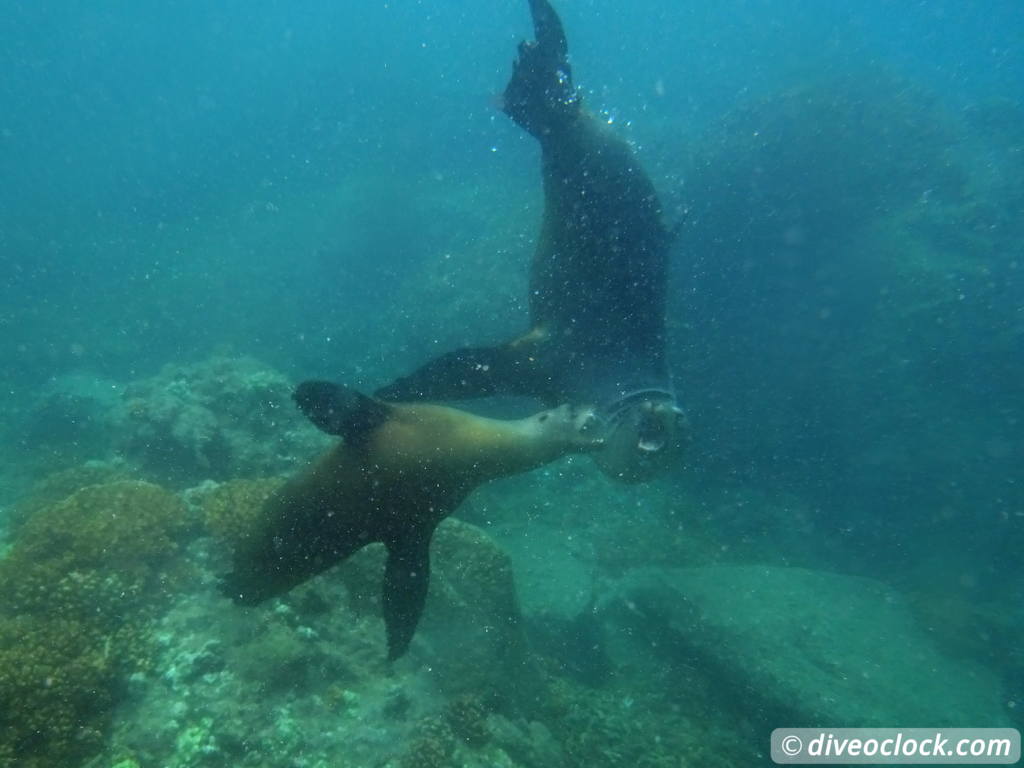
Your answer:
[222,380,598,660]
[376,0,683,481]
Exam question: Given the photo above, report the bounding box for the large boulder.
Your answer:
[605,565,1010,728]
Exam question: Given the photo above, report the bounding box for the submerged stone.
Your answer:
[607,565,1009,728]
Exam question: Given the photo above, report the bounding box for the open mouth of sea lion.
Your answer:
[637,421,669,453]
[592,389,685,481]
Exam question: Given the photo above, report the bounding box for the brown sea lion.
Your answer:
[222,380,599,660]
[376,0,684,482]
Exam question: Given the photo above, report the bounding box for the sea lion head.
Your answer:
[591,389,686,482]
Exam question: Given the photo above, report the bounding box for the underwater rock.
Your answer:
[606,565,1010,728]
[18,372,122,462]
[494,513,601,624]
[114,356,328,485]
[681,73,963,257]
[423,518,534,693]
[674,72,968,487]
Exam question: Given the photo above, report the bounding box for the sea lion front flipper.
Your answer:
[293,380,391,444]
[382,526,435,661]
[374,342,549,403]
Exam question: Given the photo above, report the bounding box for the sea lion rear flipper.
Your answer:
[503,0,579,137]
[374,343,546,403]
[293,380,391,444]
[527,0,568,58]
[382,527,435,661]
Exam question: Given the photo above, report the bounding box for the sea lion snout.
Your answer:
[537,403,604,451]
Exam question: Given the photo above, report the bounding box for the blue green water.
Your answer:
[1,1,1022,766]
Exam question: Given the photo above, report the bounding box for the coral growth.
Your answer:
[197,477,283,546]
[445,693,492,747]
[115,356,327,484]
[398,716,456,768]
[0,480,191,768]
[0,617,116,768]
[541,677,744,768]
[6,461,130,532]
[6,481,188,581]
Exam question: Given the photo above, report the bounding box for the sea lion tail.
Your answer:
[503,0,580,137]
[293,380,391,445]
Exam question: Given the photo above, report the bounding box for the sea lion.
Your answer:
[376,0,684,482]
[222,380,599,660]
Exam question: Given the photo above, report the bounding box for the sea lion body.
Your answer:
[375,0,681,480]
[224,382,596,659]
[377,41,670,408]
[527,112,671,405]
